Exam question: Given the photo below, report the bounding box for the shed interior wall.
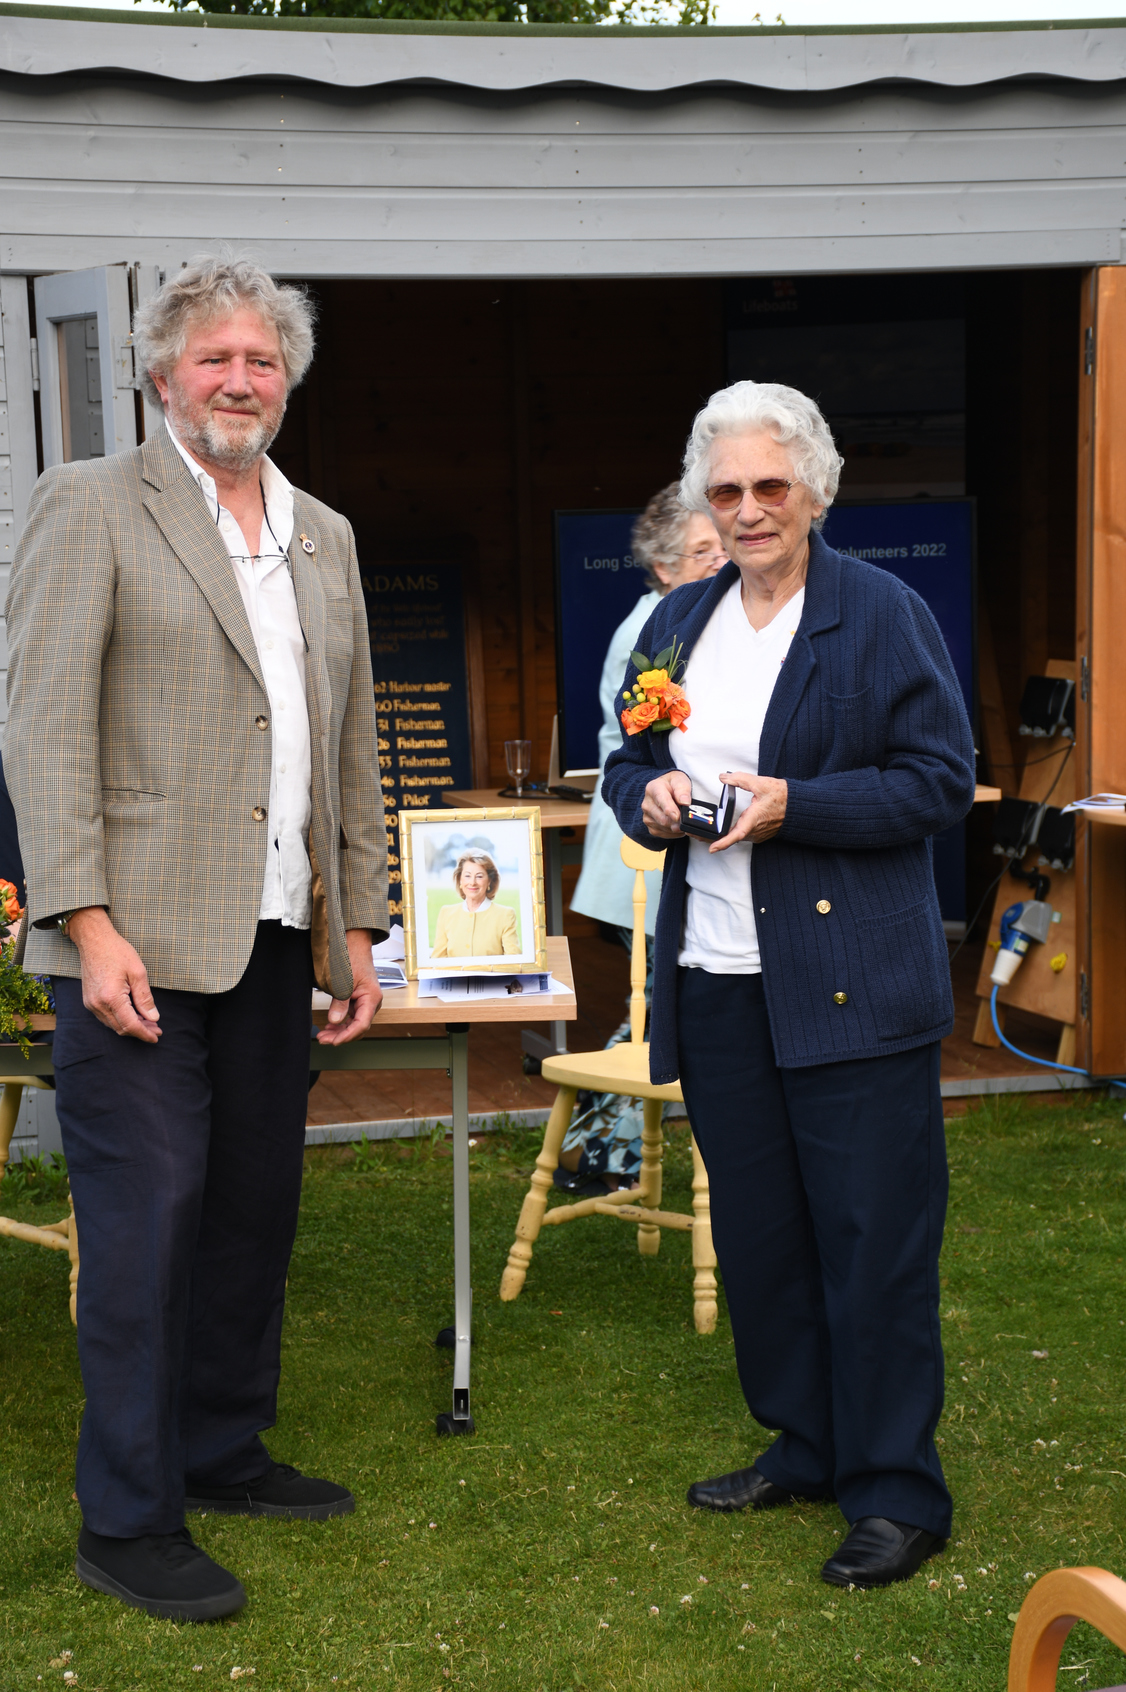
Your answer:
[272,268,1079,922]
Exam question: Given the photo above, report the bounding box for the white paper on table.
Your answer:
[374,962,408,989]
[372,923,406,961]
[415,971,571,1001]
[1061,793,1126,814]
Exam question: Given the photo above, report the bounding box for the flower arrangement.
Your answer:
[621,638,691,737]
[0,880,50,1055]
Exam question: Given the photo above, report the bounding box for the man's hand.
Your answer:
[710,771,788,852]
[317,928,383,1046]
[641,770,693,839]
[67,906,162,1042]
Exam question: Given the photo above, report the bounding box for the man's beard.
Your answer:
[169,390,285,473]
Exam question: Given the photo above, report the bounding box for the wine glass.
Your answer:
[504,739,532,800]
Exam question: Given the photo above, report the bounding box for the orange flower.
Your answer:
[665,692,691,730]
[0,879,21,921]
[622,698,660,735]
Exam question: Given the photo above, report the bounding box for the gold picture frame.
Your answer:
[399,807,547,978]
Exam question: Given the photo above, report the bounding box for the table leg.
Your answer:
[542,831,567,1057]
[437,1024,475,1437]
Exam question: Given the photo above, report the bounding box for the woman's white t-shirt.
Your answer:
[673,577,804,974]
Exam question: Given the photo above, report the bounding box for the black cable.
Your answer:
[948,866,1006,967]
[949,742,1075,967]
[987,743,1073,772]
[1040,739,1074,805]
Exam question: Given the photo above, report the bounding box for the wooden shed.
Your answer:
[2,6,1126,1076]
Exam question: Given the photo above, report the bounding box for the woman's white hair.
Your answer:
[679,380,843,526]
[132,253,315,407]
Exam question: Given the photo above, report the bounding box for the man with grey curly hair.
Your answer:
[6,255,389,1621]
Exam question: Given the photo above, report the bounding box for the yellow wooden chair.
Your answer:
[0,1074,79,1324]
[1009,1566,1126,1691]
[500,837,718,1333]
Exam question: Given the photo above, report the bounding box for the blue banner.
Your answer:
[554,509,649,773]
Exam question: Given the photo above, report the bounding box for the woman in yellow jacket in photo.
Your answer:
[430,851,520,958]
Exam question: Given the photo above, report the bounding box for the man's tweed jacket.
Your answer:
[5,426,388,999]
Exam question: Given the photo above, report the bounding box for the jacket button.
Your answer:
[252,806,267,821]
[817,899,832,915]
[255,714,269,730]
[832,991,848,1006]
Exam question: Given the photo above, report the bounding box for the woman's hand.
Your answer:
[711,772,788,852]
[641,770,692,839]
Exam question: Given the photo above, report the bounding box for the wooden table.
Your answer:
[2,940,578,1439]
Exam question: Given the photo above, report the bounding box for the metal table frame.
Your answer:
[309,1024,476,1435]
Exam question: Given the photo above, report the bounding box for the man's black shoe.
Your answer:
[821,1516,946,1589]
[687,1465,796,1513]
[75,1525,246,1622]
[185,1460,355,1520]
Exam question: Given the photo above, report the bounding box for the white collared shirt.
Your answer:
[167,424,313,930]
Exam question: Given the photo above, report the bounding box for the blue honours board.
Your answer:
[821,499,976,925]
[361,562,475,921]
[553,510,646,773]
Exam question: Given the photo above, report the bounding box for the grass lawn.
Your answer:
[3,1091,1126,1692]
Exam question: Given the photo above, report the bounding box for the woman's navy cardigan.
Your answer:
[602,533,976,1084]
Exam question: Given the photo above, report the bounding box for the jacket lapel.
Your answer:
[287,494,330,761]
[758,530,842,774]
[140,428,266,693]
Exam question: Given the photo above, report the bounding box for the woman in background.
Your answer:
[430,851,519,958]
[562,485,725,1191]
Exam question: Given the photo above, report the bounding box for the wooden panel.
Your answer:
[272,275,722,786]
[8,120,1126,192]
[1074,267,1126,1075]
[973,662,1078,1029]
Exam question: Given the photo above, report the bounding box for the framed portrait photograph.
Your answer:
[399,808,547,978]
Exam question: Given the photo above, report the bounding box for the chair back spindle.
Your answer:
[619,837,666,1048]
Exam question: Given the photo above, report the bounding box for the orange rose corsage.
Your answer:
[621,638,691,737]
[0,879,22,926]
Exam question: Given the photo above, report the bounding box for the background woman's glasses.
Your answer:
[706,479,793,511]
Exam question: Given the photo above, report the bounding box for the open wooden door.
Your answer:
[1075,268,1126,1076]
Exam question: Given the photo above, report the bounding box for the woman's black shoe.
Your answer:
[686,1465,795,1512]
[75,1525,246,1621]
[821,1517,946,1588]
[552,1167,610,1198]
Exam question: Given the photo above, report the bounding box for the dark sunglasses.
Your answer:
[705,478,794,512]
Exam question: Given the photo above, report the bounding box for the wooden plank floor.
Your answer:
[308,892,1079,1129]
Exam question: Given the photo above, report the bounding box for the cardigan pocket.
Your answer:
[854,897,949,1039]
[826,686,874,767]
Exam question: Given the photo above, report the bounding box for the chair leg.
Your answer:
[0,1081,25,1188]
[66,1190,79,1328]
[690,1133,718,1334]
[636,1098,663,1257]
[499,1085,577,1301]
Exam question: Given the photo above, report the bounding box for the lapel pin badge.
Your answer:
[299,532,316,555]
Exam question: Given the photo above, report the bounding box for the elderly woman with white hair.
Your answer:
[602,382,974,1590]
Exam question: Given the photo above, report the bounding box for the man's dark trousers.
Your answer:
[677,967,952,1539]
[53,921,314,1538]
